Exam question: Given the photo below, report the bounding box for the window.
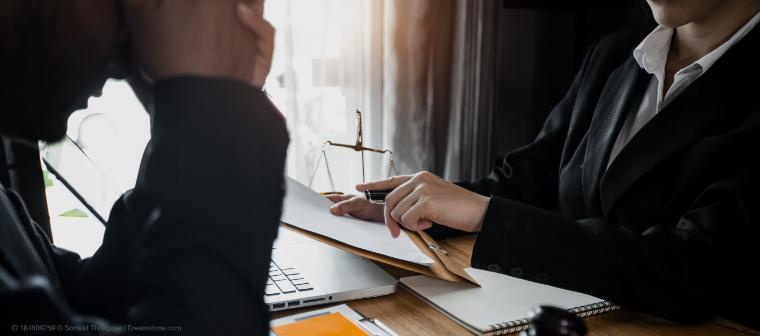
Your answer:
[44,0,385,255]
[42,79,149,257]
[264,0,386,192]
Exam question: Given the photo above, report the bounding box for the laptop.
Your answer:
[267,225,397,311]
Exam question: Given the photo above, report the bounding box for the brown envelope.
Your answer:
[281,223,479,285]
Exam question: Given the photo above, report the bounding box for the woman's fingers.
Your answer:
[338,170,489,236]
[384,211,402,238]
[417,219,434,231]
[356,175,413,192]
[328,195,385,222]
[399,200,430,231]
[326,194,353,203]
[390,187,421,224]
[339,171,470,237]
[383,178,419,238]
[329,196,361,215]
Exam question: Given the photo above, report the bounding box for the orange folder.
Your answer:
[272,312,368,336]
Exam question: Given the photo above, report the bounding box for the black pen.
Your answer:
[364,189,393,203]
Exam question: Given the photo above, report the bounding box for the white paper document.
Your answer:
[281,177,433,265]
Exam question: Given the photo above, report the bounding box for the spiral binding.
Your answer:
[486,301,620,335]
[487,318,530,335]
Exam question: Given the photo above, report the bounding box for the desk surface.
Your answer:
[273,233,757,336]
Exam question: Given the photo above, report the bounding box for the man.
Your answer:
[329,0,760,328]
[1,0,287,334]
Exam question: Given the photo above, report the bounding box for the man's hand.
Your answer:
[353,172,490,238]
[124,0,275,88]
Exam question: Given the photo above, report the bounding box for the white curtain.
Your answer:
[265,0,496,191]
[382,0,457,176]
[443,0,498,181]
[264,0,386,193]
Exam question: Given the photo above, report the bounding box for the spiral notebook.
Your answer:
[400,268,619,335]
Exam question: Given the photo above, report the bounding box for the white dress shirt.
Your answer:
[607,13,760,168]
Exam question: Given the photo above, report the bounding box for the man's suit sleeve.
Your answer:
[471,161,760,323]
[123,77,289,334]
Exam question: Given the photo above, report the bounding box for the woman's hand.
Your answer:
[349,172,490,238]
[327,195,384,222]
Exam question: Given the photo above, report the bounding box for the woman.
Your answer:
[329,0,760,328]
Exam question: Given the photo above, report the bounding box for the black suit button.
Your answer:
[534,272,549,283]
[487,264,502,272]
[509,267,524,278]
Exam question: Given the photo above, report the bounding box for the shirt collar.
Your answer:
[633,12,760,76]
[633,25,672,76]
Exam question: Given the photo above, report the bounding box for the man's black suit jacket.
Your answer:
[0,77,289,334]
[452,24,759,327]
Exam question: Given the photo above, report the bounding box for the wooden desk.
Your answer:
[273,234,757,336]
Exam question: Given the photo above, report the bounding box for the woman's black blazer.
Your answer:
[453,24,759,328]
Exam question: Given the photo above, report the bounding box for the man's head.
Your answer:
[645,0,756,28]
[0,0,123,141]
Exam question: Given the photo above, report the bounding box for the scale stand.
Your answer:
[308,110,398,194]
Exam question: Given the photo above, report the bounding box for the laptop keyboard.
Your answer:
[265,258,314,296]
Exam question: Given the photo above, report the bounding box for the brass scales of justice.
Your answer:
[307,110,399,195]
